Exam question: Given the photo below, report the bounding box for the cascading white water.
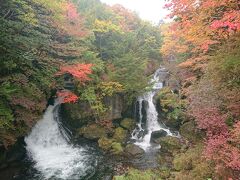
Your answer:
[132,68,174,151]
[25,102,94,179]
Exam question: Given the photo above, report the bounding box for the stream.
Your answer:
[0,67,177,179]
[24,103,97,179]
[131,68,177,151]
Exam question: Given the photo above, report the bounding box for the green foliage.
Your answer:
[79,86,108,117]
[114,169,161,180]
[0,82,17,100]
[0,101,14,129]
[157,87,185,124]
[113,127,127,143]
[98,81,124,97]
[173,144,213,180]
[110,53,149,95]
[0,0,164,146]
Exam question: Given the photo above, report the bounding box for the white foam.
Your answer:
[132,68,177,151]
[25,104,91,179]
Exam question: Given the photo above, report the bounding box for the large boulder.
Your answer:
[98,137,123,155]
[159,136,181,153]
[98,137,113,151]
[124,144,144,157]
[61,101,94,128]
[61,94,124,129]
[150,130,168,143]
[163,118,182,130]
[111,142,124,155]
[103,94,124,120]
[78,124,107,140]
[120,118,136,130]
[113,127,127,143]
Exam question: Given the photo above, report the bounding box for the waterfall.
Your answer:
[25,101,94,179]
[131,68,174,151]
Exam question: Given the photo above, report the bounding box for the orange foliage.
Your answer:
[56,63,93,84]
[57,90,78,103]
[161,0,240,61]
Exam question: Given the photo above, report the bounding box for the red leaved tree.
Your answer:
[56,63,93,103]
[56,63,93,84]
[57,90,78,103]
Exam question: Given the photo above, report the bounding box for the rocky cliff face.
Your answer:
[103,94,124,120]
[61,94,125,129]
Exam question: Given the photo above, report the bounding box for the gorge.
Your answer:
[0,0,239,179]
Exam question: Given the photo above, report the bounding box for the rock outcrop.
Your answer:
[150,130,168,143]
[124,144,144,157]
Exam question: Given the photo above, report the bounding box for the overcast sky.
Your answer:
[100,0,169,24]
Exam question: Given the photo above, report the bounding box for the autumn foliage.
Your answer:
[57,90,78,103]
[162,0,240,63]
[55,63,93,104]
[56,63,93,84]
[162,0,240,177]
[59,1,88,37]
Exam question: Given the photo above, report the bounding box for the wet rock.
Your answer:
[163,118,182,130]
[103,94,124,120]
[6,137,26,164]
[150,130,168,143]
[61,94,124,129]
[141,100,148,125]
[120,118,136,130]
[113,127,127,143]
[78,124,107,140]
[98,137,123,155]
[111,143,124,155]
[61,102,93,128]
[98,137,113,151]
[137,130,146,139]
[124,144,144,157]
[159,136,181,153]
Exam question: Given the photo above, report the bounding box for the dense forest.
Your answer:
[0,0,239,179]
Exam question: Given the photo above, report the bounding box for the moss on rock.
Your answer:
[124,144,144,157]
[111,142,124,155]
[159,136,181,153]
[120,118,136,130]
[156,87,185,130]
[173,144,213,179]
[113,169,161,180]
[98,137,123,155]
[98,137,113,151]
[78,124,107,140]
[113,127,127,143]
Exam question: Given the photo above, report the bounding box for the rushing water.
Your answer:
[131,68,176,151]
[25,102,97,180]
[0,68,179,179]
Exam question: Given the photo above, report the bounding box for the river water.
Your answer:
[131,68,177,151]
[0,103,113,180]
[0,67,178,179]
[25,103,97,179]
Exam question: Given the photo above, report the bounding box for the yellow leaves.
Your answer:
[160,23,189,57]
[98,81,124,97]
[93,19,123,33]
